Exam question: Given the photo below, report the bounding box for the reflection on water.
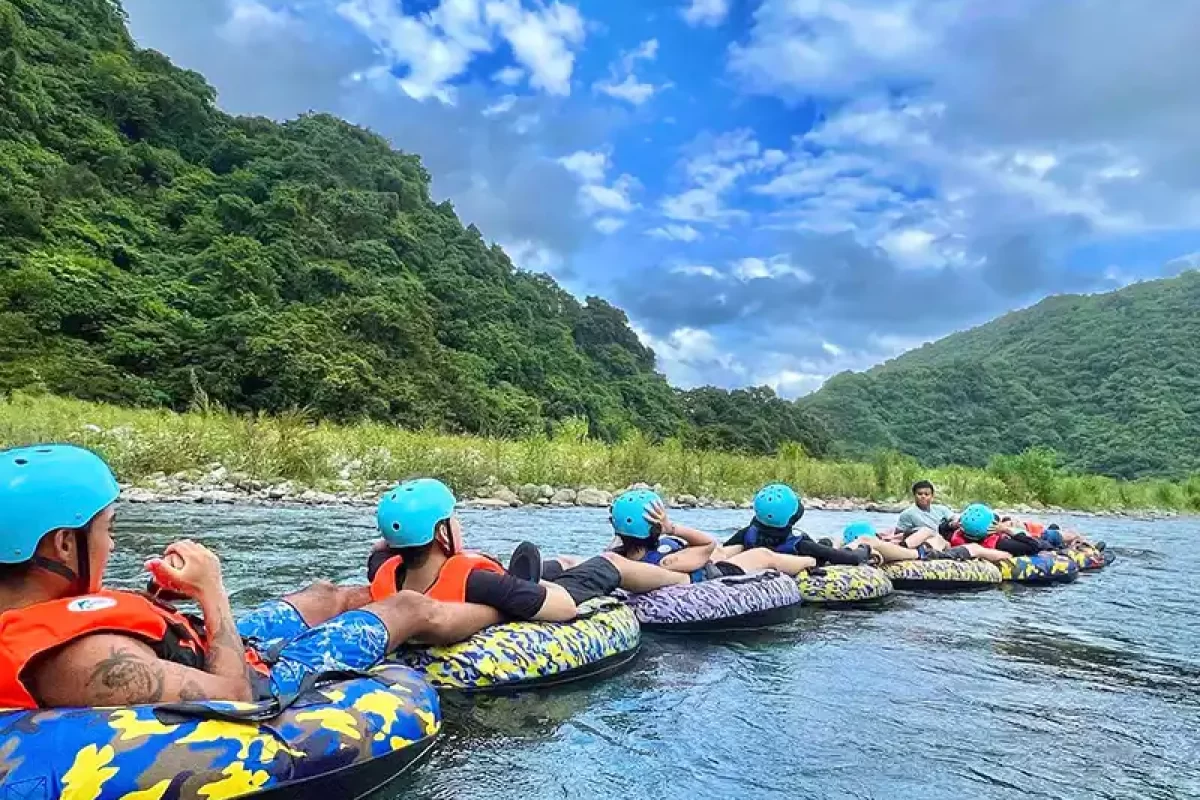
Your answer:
[112,504,1200,800]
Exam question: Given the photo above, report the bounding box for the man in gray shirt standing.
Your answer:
[895,480,954,536]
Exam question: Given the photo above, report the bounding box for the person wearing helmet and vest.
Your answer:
[603,488,818,582]
[947,504,1057,557]
[841,508,1014,564]
[366,478,580,622]
[0,444,501,710]
[720,484,877,567]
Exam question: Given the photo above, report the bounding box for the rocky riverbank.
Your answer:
[119,465,1179,520]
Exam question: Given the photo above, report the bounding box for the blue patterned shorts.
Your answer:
[236,600,390,696]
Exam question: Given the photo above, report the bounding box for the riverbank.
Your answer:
[1,392,1191,517]
[115,468,1178,520]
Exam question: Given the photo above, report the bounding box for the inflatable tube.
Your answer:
[796,565,893,604]
[997,553,1079,585]
[882,559,1002,591]
[617,570,802,633]
[0,665,439,800]
[394,597,640,694]
[1066,545,1109,571]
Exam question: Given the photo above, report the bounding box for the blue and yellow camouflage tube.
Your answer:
[997,553,1080,585]
[796,565,894,604]
[0,664,439,800]
[394,597,641,693]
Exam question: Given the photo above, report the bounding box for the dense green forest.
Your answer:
[803,271,1200,479]
[0,0,828,457]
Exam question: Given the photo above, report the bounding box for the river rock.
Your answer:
[490,486,521,506]
[267,482,294,500]
[122,488,160,504]
[517,483,542,503]
[805,497,826,510]
[201,490,239,504]
[676,493,698,507]
[576,487,612,507]
[550,488,577,505]
[538,484,555,500]
[465,497,511,509]
[865,502,906,514]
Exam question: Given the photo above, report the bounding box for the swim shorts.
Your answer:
[918,544,972,561]
[237,600,390,696]
[543,556,622,604]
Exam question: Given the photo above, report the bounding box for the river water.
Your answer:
[110,504,1199,800]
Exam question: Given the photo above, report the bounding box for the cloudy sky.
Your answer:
[123,0,1200,396]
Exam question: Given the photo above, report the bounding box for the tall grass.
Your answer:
[0,393,1194,512]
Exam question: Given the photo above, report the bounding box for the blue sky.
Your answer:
[123,0,1200,396]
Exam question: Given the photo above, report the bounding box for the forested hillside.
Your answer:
[0,0,827,455]
[803,271,1200,479]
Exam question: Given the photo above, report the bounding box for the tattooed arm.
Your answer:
[29,633,252,707]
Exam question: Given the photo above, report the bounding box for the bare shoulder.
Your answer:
[31,634,165,708]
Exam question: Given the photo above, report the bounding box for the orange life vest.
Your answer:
[369,552,507,603]
[0,589,268,709]
[1023,521,1046,537]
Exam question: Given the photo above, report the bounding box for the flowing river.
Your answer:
[109,504,1199,800]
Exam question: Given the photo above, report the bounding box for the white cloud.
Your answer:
[648,224,703,242]
[593,37,669,106]
[484,0,585,96]
[482,94,517,116]
[732,255,813,282]
[729,0,949,97]
[595,75,658,105]
[220,0,296,43]
[634,325,746,387]
[879,228,937,265]
[671,263,723,278]
[336,0,586,103]
[821,341,843,356]
[594,216,626,234]
[492,65,525,85]
[558,150,609,183]
[581,175,639,214]
[659,130,777,224]
[501,238,564,274]
[762,369,828,397]
[681,0,730,27]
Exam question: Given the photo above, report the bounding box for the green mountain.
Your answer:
[0,0,828,456]
[802,271,1200,479]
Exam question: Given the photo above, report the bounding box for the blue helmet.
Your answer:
[376,478,457,548]
[0,444,120,565]
[610,489,662,539]
[842,521,876,546]
[753,483,802,528]
[960,503,995,540]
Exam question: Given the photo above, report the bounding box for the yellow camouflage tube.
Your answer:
[795,565,893,604]
[0,664,439,800]
[394,597,641,693]
[997,553,1080,585]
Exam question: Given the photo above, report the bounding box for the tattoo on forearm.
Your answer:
[178,678,207,701]
[86,647,166,704]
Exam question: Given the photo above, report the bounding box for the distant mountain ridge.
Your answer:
[801,271,1200,479]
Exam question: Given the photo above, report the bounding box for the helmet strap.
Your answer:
[29,529,90,593]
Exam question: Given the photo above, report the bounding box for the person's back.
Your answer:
[367,478,579,623]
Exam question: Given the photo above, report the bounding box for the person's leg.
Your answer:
[599,552,689,592]
[902,528,937,549]
[962,543,1013,562]
[792,536,870,566]
[545,556,623,604]
[724,549,817,576]
[855,538,920,563]
[236,580,370,646]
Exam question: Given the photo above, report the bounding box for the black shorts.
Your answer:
[711,561,745,578]
[543,556,622,604]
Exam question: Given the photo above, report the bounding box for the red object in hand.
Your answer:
[146,552,188,600]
